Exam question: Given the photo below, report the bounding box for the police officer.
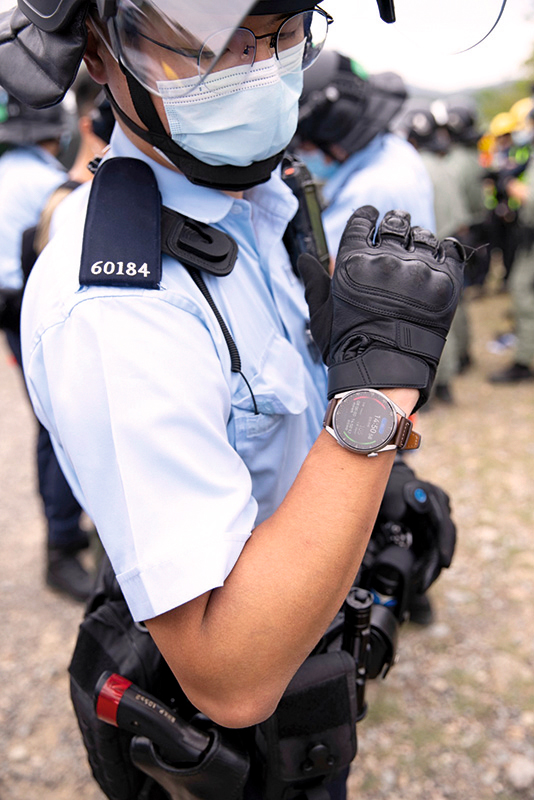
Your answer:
[489,164,534,383]
[487,101,534,383]
[440,101,486,374]
[402,103,470,405]
[1,0,464,797]
[66,69,114,185]
[0,91,68,352]
[402,103,469,240]
[293,50,435,255]
[445,100,490,295]
[0,91,95,601]
[484,110,529,288]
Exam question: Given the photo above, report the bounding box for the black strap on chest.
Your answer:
[79,157,252,395]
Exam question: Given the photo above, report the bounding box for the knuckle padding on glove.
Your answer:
[378,211,412,240]
[336,253,459,313]
[411,227,439,249]
[338,206,380,246]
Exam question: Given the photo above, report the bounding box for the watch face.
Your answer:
[333,391,397,453]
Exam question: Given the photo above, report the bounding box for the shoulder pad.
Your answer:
[79,157,238,289]
[80,158,162,289]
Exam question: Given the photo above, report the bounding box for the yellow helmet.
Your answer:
[510,97,534,128]
[489,111,515,138]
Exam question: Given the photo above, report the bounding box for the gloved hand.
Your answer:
[298,206,465,410]
[374,459,457,594]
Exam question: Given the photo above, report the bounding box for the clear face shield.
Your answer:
[389,0,508,55]
[106,0,332,97]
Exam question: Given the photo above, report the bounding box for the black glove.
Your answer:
[374,459,457,594]
[298,206,465,410]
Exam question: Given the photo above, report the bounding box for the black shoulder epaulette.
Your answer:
[79,157,237,290]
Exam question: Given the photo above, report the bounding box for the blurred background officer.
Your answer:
[293,51,435,256]
[402,103,468,241]
[0,81,111,602]
[401,103,470,406]
[65,70,113,185]
[0,91,91,600]
[446,99,490,298]
[483,109,530,289]
[21,70,114,271]
[0,90,67,347]
[489,132,534,384]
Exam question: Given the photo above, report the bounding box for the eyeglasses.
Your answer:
[201,8,333,70]
[113,4,333,96]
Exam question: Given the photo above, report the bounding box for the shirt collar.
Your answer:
[107,127,297,228]
[245,166,299,227]
[107,126,234,224]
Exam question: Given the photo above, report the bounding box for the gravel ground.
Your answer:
[1,286,533,800]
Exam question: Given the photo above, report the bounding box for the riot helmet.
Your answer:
[0,88,68,145]
[3,0,336,189]
[400,105,450,154]
[296,50,407,160]
[90,0,334,189]
[445,100,479,145]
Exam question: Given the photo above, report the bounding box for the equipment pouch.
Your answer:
[253,651,357,800]
[69,557,170,800]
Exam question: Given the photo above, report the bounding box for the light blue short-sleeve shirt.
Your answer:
[22,127,327,621]
[321,132,436,256]
[0,145,66,289]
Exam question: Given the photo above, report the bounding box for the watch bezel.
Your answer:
[327,389,402,456]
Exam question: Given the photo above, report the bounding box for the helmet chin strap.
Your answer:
[104,70,285,191]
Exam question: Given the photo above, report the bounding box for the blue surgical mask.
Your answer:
[157,43,304,168]
[296,148,340,183]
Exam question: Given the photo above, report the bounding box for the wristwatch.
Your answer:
[323,388,421,457]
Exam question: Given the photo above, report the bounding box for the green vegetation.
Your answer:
[476,80,532,129]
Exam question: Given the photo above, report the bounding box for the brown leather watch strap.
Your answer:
[405,429,421,450]
[323,397,336,429]
[393,416,421,451]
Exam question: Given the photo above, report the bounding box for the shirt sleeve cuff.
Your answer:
[117,534,251,622]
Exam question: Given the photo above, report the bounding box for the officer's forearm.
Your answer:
[146,388,418,729]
